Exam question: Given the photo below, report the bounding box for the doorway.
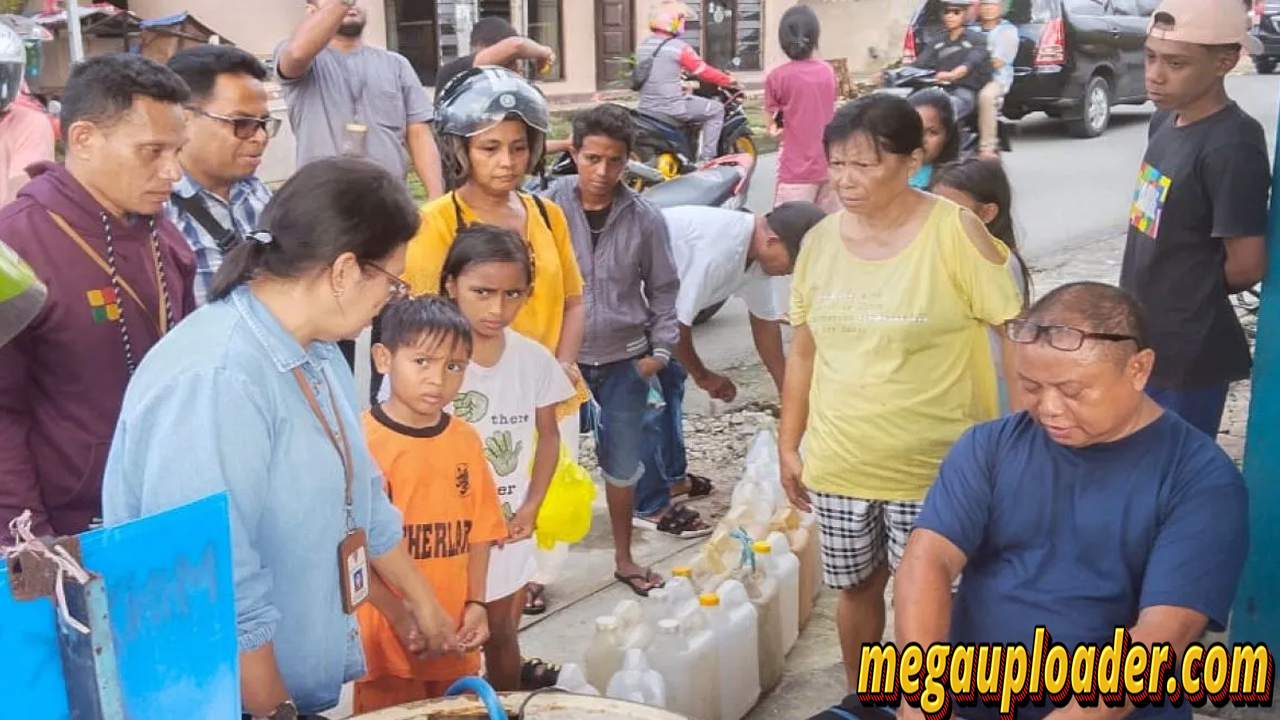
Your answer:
[595,0,634,89]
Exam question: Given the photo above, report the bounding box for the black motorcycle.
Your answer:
[630,80,757,182]
[877,65,1013,155]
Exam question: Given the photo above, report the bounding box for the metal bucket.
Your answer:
[349,690,691,720]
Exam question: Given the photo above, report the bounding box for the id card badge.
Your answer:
[338,528,370,614]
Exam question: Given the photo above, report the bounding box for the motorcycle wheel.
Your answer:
[693,299,728,326]
[724,128,757,159]
[655,152,682,181]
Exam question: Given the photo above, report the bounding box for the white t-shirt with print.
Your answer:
[662,205,785,325]
[452,329,575,601]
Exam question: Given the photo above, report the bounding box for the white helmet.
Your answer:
[0,24,25,114]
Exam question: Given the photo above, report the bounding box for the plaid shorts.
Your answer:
[811,491,925,589]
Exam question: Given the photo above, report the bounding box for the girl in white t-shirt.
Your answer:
[931,158,1031,416]
[440,223,575,691]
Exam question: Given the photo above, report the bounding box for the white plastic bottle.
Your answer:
[740,548,784,694]
[700,586,760,720]
[613,598,654,651]
[761,536,801,654]
[556,662,600,695]
[605,647,667,707]
[585,615,625,693]
[647,619,696,716]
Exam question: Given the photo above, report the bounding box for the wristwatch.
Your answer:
[267,700,299,720]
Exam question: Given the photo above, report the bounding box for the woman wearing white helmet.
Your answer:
[0,24,54,206]
[634,0,737,163]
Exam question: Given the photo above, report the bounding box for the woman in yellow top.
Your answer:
[401,67,585,626]
[404,67,583,363]
[777,94,1024,692]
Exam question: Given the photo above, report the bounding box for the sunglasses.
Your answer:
[1004,318,1142,352]
[192,108,282,140]
[366,262,410,302]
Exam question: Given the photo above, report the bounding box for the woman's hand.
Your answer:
[407,594,459,658]
[780,449,811,513]
[456,602,490,652]
[508,502,539,542]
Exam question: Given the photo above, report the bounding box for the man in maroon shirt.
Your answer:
[0,53,196,537]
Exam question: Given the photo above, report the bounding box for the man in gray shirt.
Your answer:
[275,0,444,198]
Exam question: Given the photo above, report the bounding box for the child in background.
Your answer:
[765,5,839,214]
[440,224,575,691]
[908,88,961,189]
[355,296,508,713]
[930,157,1031,415]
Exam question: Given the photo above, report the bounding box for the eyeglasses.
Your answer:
[366,262,410,302]
[1004,318,1142,352]
[192,108,282,140]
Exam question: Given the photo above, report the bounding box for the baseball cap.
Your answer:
[1148,0,1262,55]
[765,202,828,251]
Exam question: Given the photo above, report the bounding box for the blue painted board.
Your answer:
[2,493,239,720]
[1232,88,1280,649]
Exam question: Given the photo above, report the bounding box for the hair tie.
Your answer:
[248,231,274,246]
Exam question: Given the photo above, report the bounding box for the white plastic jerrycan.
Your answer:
[556,662,600,695]
[770,508,821,627]
[740,546,784,694]
[605,647,667,707]
[584,615,625,693]
[677,614,722,720]
[647,619,697,718]
[613,598,654,651]
[700,585,760,720]
[761,536,801,654]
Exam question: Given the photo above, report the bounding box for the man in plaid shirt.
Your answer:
[164,46,276,305]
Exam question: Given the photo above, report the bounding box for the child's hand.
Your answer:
[456,602,490,652]
[507,502,539,542]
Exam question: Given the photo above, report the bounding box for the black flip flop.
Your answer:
[671,473,714,498]
[614,568,663,597]
[522,582,547,616]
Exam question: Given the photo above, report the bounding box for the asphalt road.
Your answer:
[687,74,1279,408]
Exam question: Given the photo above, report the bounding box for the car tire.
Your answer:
[1257,57,1278,74]
[1065,75,1112,139]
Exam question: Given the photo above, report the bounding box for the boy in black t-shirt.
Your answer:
[1119,0,1270,437]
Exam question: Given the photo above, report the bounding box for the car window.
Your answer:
[1109,0,1146,16]
[1064,0,1108,16]
[1007,0,1062,23]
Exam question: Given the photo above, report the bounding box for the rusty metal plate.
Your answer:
[7,535,83,602]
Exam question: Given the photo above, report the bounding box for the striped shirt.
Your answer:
[165,173,272,306]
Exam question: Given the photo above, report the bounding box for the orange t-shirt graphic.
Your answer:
[358,407,508,682]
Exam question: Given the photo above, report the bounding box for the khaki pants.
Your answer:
[978,81,1006,154]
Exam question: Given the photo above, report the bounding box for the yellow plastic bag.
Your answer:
[534,443,597,550]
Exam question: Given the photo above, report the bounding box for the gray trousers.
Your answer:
[672,95,725,162]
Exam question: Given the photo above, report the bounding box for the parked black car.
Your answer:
[1251,0,1280,74]
[903,0,1155,138]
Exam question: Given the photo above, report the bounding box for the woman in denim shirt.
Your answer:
[102,157,456,720]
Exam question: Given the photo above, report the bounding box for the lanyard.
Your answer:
[48,210,174,374]
[291,366,356,531]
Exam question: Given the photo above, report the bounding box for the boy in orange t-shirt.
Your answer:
[355,296,508,713]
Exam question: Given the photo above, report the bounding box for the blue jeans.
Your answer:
[635,360,689,517]
[1146,382,1229,438]
[579,359,649,486]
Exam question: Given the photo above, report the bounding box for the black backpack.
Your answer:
[630,37,674,92]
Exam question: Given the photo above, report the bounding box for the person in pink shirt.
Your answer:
[765,6,839,214]
[0,27,54,207]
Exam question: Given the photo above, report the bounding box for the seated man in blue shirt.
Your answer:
[889,281,1249,720]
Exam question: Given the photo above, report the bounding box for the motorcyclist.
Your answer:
[635,0,737,163]
[973,0,1019,159]
[0,23,54,206]
[910,0,991,127]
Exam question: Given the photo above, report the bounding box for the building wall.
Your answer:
[801,0,918,76]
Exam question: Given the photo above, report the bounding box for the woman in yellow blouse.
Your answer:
[401,67,586,626]
[777,95,1024,692]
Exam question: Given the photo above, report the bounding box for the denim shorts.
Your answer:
[580,359,650,487]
